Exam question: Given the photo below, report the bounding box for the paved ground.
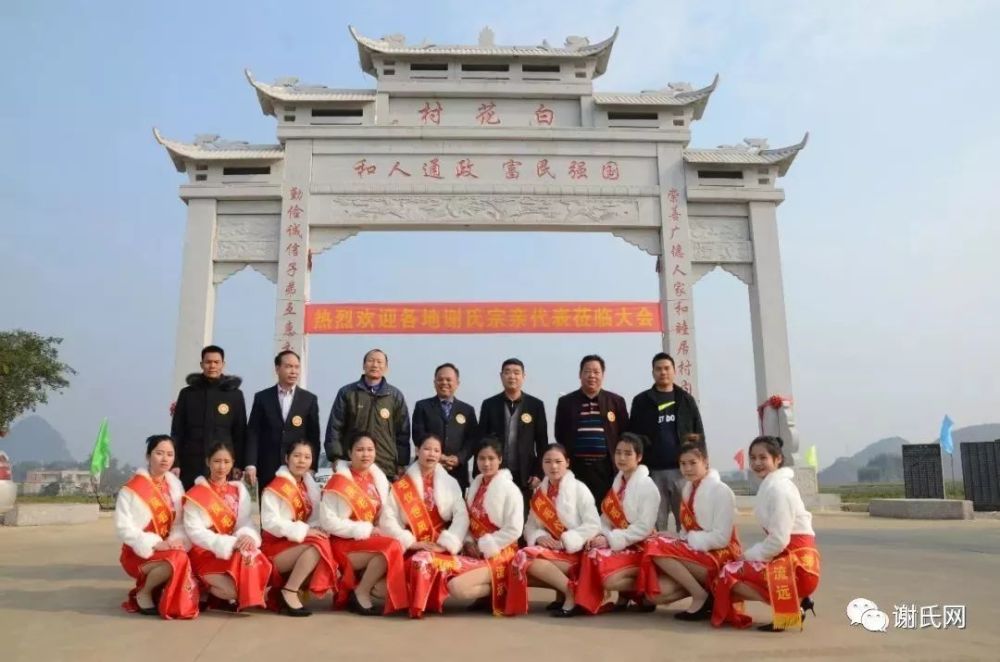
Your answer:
[1,513,998,661]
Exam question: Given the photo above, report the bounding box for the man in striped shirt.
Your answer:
[554,355,630,500]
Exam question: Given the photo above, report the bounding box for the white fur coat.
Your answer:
[260,466,322,543]
[677,469,737,552]
[182,477,261,560]
[379,462,468,554]
[115,469,190,559]
[743,467,815,562]
[465,469,524,559]
[523,470,601,553]
[601,464,660,551]
[319,460,391,540]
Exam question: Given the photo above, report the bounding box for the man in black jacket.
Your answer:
[554,354,630,501]
[325,349,410,478]
[170,345,247,489]
[479,358,548,496]
[244,350,321,491]
[412,363,479,492]
[628,352,704,531]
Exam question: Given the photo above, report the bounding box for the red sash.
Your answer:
[680,484,742,566]
[325,473,378,523]
[184,484,237,534]
[530,489,567,539]
[600,488,630,530]
[392,474,444,543]
[265,476,312,522]
[468,504,517,616]
[123,474,174,538]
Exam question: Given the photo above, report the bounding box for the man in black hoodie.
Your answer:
[170,345,247,488]
[628,352,704,531]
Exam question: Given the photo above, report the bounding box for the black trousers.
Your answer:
[571,455,614,503]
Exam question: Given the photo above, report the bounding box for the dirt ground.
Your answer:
[1,513,997,661]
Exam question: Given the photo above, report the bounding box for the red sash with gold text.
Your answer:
[530,489,567,539]
[265,476,312,522]
[391,474,444,543]
[600,489,630,530]
[123,474,174,538]
[184,484,237,535]
[468,504,517,616]
[324,474,378,524]
[680,485,742,566]
[765,534,821,630]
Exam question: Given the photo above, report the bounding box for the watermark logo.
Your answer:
[848,598,966,632]
[846,597,888,632]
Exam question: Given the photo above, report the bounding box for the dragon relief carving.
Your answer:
[327,196,639,225]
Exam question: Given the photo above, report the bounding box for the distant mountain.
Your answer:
[0,415,75,463]
[818,425,1000,486]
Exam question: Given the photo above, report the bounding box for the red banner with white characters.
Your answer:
[304,302,663,334]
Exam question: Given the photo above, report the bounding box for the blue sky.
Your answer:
[2,0,998,468]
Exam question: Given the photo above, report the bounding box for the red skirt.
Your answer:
[639,536,724,598]
[261,532,339,611]
[711,534,821,629]
[407,551,485,619]
[189,544,273,611]
[331,535,409,614]
[119,545,200,619]
[505,547,581,616]
[574,546,645,614]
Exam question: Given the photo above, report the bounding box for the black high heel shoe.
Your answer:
[137,605,159,617]
[279,587,312,617]
[801,597,816,621]
[347,590,380,616]
[674,595,713,622]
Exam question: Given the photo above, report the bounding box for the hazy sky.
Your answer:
[2,0,998,469]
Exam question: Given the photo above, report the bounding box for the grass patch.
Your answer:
[17,494,116,509]
[824,482,965,504]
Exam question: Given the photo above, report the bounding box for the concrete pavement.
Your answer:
[1,513,998,661]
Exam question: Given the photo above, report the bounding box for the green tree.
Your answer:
[0,330,76,436]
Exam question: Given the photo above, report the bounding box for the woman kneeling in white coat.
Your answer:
[574,433,660,615]
[506,443,601,617]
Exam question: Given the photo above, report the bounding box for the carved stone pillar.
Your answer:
[747,201,798,460]
[172,198,217,393]
[276,141,312,384]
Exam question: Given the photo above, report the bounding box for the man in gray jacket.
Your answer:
[325,349,410,478]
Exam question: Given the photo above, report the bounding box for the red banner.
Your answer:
[304,302,662,335]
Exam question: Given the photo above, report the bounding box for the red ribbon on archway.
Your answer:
[304,302,663,334]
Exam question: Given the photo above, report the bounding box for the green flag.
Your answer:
[804,445,819,470]
[89,418,111,477]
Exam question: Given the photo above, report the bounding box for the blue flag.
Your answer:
[939,415,954,455]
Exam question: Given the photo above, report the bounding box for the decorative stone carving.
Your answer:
[381,33,406,47]
[478,26,495,47]
[213,262,248,285]
[564,35,590,50]
[612,229,660,256]
[692,240,752,263]
[717,138,769,153]
[325,195,641,226]
[311,228,360,257]
[721,264,753,285]
[690,217,749,242]
[215,215,279,261]
[250,263,278,284]
[691,263,753,286]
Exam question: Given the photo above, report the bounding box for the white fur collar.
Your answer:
[404,461,458,514]
[611,464,650,493]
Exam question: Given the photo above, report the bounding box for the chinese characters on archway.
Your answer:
[416,100,555,127]
[277,185,307,353]
[305,302,662,335]
[665,187,695,393]
[350,157,622,181]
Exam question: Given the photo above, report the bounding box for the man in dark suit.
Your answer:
[478,358,548,497]
[412,363,479,492]
[554,354,630,500]
[244,350,321,491]
[171,345,247,489]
